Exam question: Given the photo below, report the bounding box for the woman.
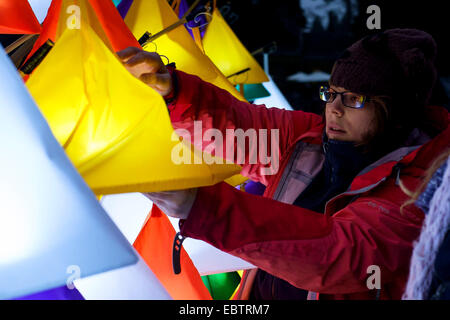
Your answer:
[118,29,450,299]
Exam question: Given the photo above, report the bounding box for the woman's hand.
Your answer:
[116,47,173,97]
[143,189,198,220]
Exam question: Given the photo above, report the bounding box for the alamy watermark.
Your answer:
[171,121,280,176]
[366,265,381,290]
[366,5,381,30]
[66,265,81,290]
[66,5,81,30]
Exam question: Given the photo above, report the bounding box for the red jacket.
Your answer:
[168,69,450,300]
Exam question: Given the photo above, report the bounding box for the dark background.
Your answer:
[1,0,449,114]
[212,0,450,113]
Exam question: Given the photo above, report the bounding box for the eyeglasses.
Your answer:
[319,86,368,109]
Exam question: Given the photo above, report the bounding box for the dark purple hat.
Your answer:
[330,29,438,108]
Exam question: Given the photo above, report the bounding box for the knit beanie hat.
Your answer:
[330,29,438,110]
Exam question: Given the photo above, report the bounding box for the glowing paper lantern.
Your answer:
[237,83,271,101]
[100,193,255,277]
[74,251,172,300]
[202,8,269,85]
[124,0,245,101]
[0,0,41,34]
[253,75,294,111]
[0,45,139,300]
[134,205,212,299]
[25,0,140,64]
[26,25,241,195]
[28,0,52,23]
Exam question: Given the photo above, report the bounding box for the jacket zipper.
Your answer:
[271,142,304,200]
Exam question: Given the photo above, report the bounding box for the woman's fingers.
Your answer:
[139,72,172,96]
[124,51,165,70]
[116,46,142,62]
[122,52,161,77]
[143,189,198,220]
[117,47,173,96]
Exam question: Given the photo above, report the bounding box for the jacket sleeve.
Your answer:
[167,69,323,185]
[179,179,424,295]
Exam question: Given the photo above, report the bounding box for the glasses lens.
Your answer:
[319,86,331,102]
[343,93,366,108]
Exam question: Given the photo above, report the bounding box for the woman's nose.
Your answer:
[327,96,345,117]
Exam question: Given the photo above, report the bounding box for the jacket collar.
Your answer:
[349,106,449,192]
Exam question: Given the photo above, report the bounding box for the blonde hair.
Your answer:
[400,148,450,213]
